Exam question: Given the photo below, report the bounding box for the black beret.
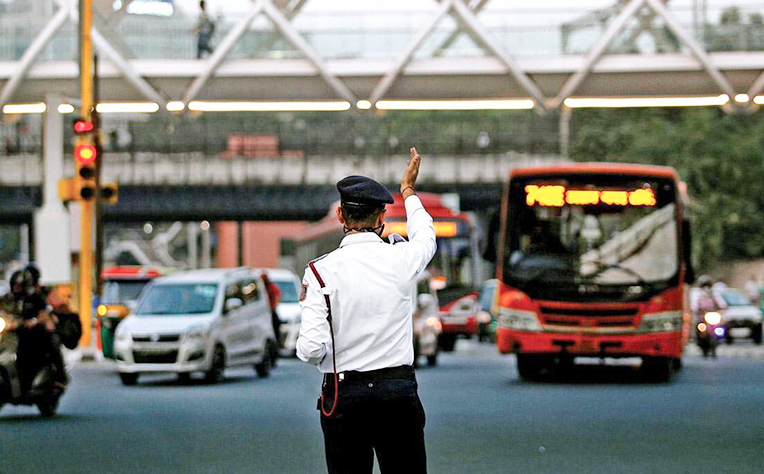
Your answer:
[337,175,394,208]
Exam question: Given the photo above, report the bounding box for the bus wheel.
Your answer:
[516,355,545,381]
[641,357,674,382]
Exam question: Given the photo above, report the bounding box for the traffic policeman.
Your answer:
[297,147,436,474]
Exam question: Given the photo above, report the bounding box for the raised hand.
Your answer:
[401,147,421,198]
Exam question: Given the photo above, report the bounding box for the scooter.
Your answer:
[696,311,725,358]
[0,315,66,417]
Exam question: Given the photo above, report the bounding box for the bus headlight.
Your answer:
[498,308,542,332]
[639,312,683,333]
[704,312,722,326]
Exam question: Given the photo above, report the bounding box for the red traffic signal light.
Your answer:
[73,119,95,134]
[74,144,97,165]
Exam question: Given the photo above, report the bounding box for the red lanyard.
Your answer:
[308,261,338,417]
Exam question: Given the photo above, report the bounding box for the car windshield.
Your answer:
[721,290,750,307]
[273,280,299,303]
[135,284,218,315]
[101,280,150,304]
[505,176,678,291]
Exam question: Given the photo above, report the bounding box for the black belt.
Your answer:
[324,365,415,385]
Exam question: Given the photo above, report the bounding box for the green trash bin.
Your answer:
[100,316,121,359]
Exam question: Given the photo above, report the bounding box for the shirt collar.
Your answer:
[340,232,384,247]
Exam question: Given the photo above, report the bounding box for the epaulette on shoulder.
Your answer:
[307,253,330,267]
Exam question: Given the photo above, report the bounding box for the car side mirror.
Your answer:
[225,298,243,313]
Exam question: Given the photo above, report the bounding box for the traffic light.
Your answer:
[75,143,97,200]
[73,117,95,134]
[100,181,119,205]
[73,118,97,201]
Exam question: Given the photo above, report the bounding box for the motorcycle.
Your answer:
[696,311,725,358]
[0,314,66,417]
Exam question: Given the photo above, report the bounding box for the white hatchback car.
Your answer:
[254,268,302,356]
[114,268,277,385]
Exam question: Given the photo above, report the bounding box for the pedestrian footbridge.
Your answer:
[3,0,764,112]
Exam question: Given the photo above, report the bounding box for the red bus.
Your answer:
[293,193,482,351]
[491,164,693,381]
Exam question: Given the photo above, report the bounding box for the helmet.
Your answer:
[9,269,33,297]
[696,274,714,289]
[24,262,41,286]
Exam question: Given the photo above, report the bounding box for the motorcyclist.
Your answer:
[25,263,69,386]
[1,267,68,388]
[693,275,719,314]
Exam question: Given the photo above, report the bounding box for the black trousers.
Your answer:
[319,365,427,474]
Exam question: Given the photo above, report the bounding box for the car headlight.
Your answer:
[498,308,542,332]
[704,312,722,326]
[184,325,209,344]
[639,311,683,333]
[115,327,131,342]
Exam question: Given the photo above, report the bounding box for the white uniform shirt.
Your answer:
[297,195,437,373]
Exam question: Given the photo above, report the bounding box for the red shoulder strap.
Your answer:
[308,262,332,323]
[308,261,338,417]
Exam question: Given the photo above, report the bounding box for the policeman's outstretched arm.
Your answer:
[400,147,437,278]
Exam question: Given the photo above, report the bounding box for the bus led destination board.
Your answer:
[524,185,657,207]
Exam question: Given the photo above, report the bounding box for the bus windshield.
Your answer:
[504,175,678,297]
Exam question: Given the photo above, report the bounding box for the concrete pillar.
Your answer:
[33,94,72,285]
[216,221,239,268]
[559,106,572,159]
[187,222,199,269]
[201,221,211,269]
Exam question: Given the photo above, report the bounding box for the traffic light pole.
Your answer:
[78,0,94,350]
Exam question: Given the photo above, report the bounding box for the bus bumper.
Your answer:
[497,328,683,359]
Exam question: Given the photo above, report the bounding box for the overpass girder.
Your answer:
[0,184,503,224]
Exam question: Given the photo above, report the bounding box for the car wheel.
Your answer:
[255,347,272,379]
[177,373,193,384]
[439,334,456,352]
[205,345,226,384]
[269,341,279,369]
[119,373,139,386]
[427,353,438,367]
[752,324,762,345]
[37,398,59,418]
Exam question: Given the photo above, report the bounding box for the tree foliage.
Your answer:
[570,107,764,271]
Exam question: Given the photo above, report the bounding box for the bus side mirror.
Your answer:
[682,220,695,284]
[482,210,499,264]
